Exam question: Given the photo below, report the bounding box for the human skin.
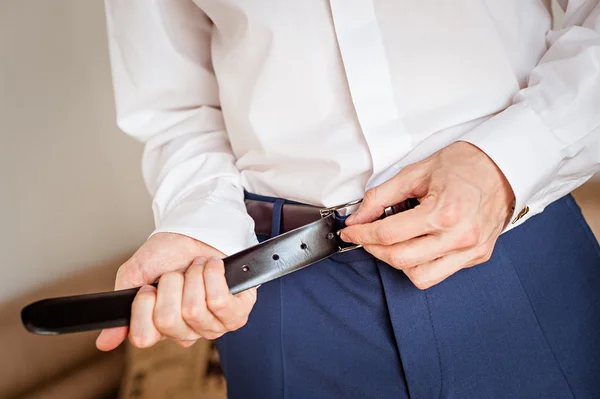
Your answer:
[97,141,513,350]
[341,141,515,290]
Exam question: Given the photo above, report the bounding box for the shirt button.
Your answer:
[512,205,530,224]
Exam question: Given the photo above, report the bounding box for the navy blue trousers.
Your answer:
[217,194,600,398]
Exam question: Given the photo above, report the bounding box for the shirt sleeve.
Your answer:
[104,0,258,255]
[460,1,600,231]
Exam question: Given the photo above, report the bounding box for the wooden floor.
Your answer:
[119,181,599,399]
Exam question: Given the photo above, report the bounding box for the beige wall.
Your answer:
[0,1,154,302]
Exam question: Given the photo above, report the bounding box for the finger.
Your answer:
[234,287,258,310]
[363,234,456,270]
[341,204,432,246]
[153,271,200,341]
[204,257,255,331]
[97,258,151,351]
[403,246,489,290]
[114,259,149,291]
[182,257,226,338]
[128,285,162,348]
[96,327,128,352]
[175,340,197,348]
[346,165,428,225]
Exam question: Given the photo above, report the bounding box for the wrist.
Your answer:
[458,141,516,227]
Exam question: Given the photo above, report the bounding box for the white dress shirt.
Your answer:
[105,0,600,255]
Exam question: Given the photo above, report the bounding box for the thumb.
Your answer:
[346,164,428,226]
[96,259,150,352]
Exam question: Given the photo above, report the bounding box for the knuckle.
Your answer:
[249,293,258,306]
[115,264,135,287]
[375,227,396,245]
[435,204,460,229]
[115,265,127,281]
[205,259,224,274]
[186,262,204,275]
[181,304,204,324]
[411,277,431,291]
[223,317,248,332]
[176,340,195,348]
[482,252,493,263]
[469,245,489,264]
[240,291,258,308]
[117,256,150,289]
[203,331,223,340]
[163,271,184,283]
[363,188,378,204]
[207,296,228,313]
[477,246,493,263]
[419,195,438,213]
[389,251,410,269]
[129,334,153,349]
[457,227,480,249]
[153,311,178,331]
[404,268,430,290]
[232,317,249,331]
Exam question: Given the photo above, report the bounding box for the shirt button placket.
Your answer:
[328,0,411,184]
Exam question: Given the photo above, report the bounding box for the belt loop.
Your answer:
[271,198,285,238]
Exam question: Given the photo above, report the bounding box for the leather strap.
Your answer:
[245,199,322,237]
[21,216,341,335]
[225,215,340,294]
[21,198,418,335]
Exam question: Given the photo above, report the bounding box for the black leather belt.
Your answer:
[21,198,418,335]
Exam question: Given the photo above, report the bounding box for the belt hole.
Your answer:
[242,265,249,272]
[300,243,307,250]
[272,254,280,261]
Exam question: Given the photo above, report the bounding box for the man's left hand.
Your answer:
[341,141,515,290]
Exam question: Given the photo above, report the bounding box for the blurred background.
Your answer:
[0,1,224,398]
[0,1,597,398]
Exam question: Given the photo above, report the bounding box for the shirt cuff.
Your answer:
[459,102,563,231]
[151,192,259,256]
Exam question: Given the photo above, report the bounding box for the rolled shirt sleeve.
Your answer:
[104,0,258,255]
[461,1,600,231]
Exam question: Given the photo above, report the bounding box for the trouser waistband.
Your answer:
[244,192,323,238]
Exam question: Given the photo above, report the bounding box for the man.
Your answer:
[99,0,600,397]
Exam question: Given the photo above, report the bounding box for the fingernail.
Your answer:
[138,285,154,293]
[209,256,221,263]
[346,214,355,224]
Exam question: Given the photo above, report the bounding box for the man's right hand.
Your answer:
[95,232,257,351]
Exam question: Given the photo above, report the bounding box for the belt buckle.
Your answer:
[319,199,363,252]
